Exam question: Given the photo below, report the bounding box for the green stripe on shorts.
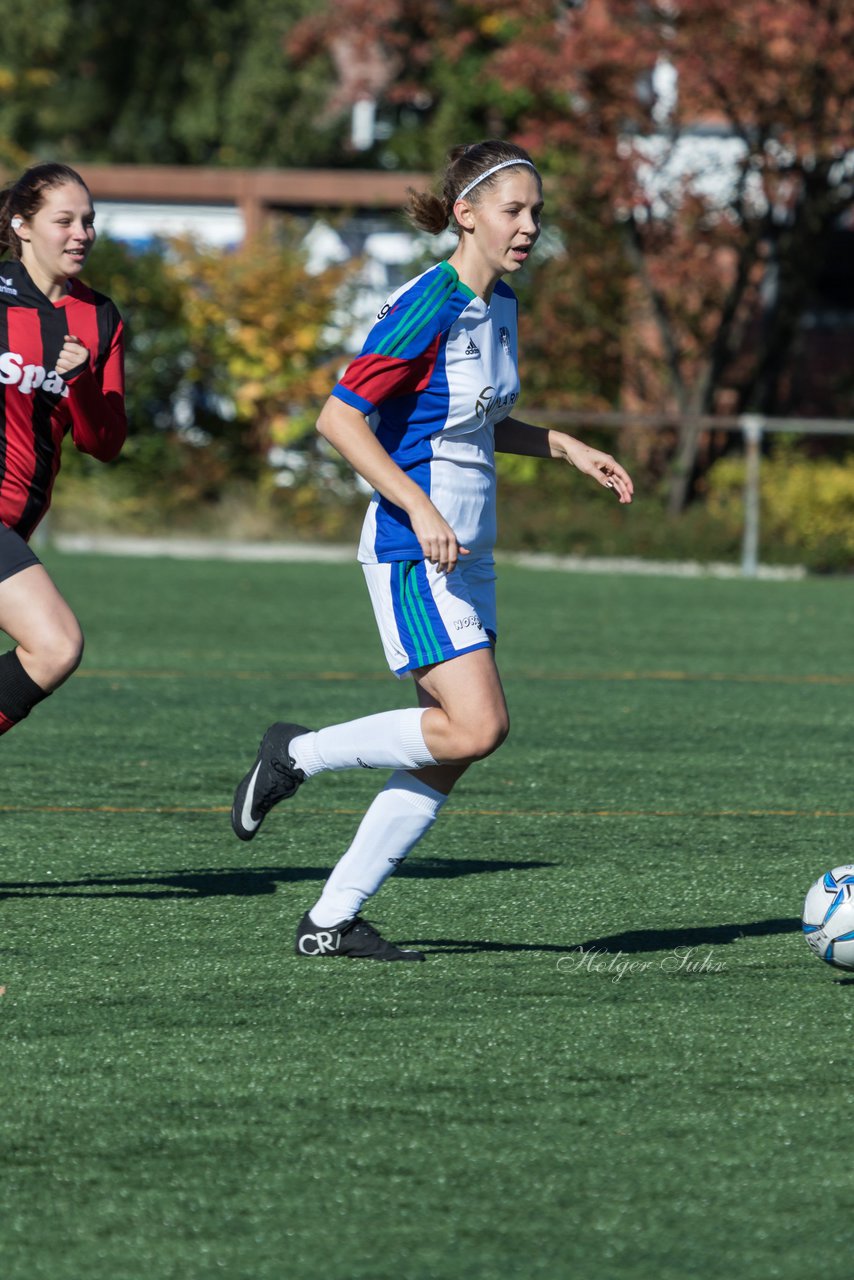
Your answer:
[399,562,443,667]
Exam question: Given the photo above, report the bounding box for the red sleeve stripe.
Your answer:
[338,338,440,410]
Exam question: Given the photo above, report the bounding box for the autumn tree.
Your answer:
[6,0,851,513]
[288,1,629,411]
[173,227,351,467]
[65,227,356,530]
[291,0,854,509]
[492,0,854,508]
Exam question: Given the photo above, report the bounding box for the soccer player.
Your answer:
[0,163,126,735]
[232,139,633,961]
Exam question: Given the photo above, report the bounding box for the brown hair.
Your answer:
[0,163,91,260]
[406,140,540,236]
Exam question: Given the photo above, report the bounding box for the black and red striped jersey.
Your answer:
[0,259,127,540]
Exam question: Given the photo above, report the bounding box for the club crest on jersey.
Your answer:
[475,384,518,421]
[0,352,68,397]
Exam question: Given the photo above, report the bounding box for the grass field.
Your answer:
[4,549,854,1280]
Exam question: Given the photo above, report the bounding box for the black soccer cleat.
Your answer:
[294,912,425,962]
[231,721,309,841]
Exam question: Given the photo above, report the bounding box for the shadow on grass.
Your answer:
[0,856,554,901]
[573,917,801,954]
[0,866,801,960]
[400,917,801,956]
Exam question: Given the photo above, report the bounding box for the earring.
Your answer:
[11,217,23,230]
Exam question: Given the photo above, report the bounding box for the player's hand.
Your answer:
[560,436,634,504]
[410,502,469,574]
[56,335,90,380]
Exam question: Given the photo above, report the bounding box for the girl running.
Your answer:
[232,139,633,961]
[0,163,126,735]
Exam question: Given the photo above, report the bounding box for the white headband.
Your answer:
[455,159,537,203]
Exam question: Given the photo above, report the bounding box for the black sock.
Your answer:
[0,650,50,734]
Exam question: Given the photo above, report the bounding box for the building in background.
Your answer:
[78,164,441,351]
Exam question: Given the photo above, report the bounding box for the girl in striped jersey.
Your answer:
[232,140,633,961]
[0,164,126,735]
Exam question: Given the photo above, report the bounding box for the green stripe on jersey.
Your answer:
[375,261,461,359]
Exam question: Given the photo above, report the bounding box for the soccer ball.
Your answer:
[802,866,854,969]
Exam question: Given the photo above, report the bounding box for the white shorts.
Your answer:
[362,556,497,677]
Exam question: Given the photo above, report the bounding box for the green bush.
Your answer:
[83,235,191,437]
[496,459,742,563]
[707,446,854,572]
[52,229,356,535]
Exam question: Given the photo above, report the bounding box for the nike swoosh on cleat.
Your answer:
[240,762,263,831]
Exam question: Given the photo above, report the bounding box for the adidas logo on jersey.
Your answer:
[463,337,480,357]
[0,352,68,397]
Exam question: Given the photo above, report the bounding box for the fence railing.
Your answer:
[525,410,854,576]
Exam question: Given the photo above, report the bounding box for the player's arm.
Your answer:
[494,415,634,504]
[58,323,128,463]
[317,396,469,573]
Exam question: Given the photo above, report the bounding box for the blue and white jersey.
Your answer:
[331,260,520,564]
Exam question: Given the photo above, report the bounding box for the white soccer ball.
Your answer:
[802,865,854,969]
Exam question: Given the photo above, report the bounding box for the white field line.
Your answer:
[51,533,805,580]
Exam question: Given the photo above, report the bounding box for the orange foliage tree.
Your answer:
[173,229,352,471]
[291,0,854,508]
[490,0,854,508]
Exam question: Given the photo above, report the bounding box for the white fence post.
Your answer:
[740,414,765,577]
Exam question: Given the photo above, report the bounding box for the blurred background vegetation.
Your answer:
[3,0,853,570]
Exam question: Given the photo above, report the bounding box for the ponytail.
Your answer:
[406,140,540,237]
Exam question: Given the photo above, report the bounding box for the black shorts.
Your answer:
[0,523,41,585]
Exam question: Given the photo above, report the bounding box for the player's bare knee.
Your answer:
[482,712,510,757]
[58,627,84,680]
[40,623,84,686]
[455,712,509,762]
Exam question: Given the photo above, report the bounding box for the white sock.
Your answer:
[289,708,437,778]
[309,771,448,927]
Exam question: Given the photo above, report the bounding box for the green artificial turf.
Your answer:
[3,552,854,1279]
